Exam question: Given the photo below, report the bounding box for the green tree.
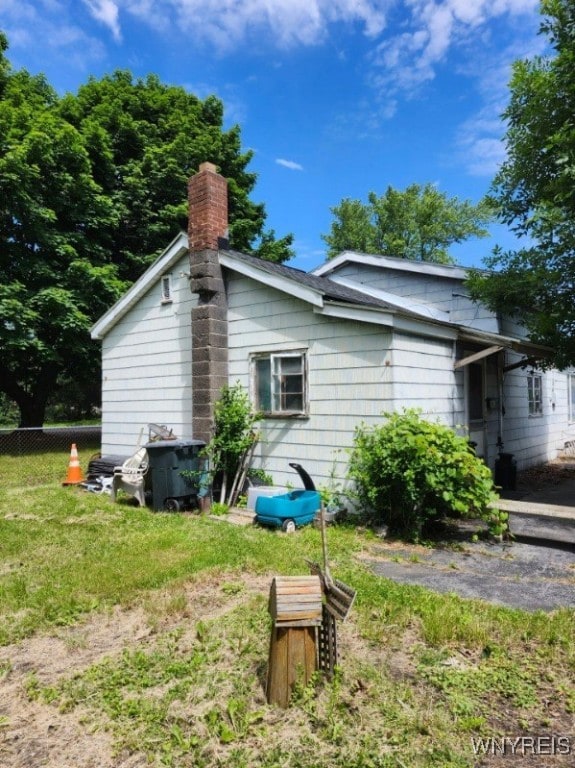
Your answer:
[467,0,575,368]
[323,183,493,262]
[0,36,293,427]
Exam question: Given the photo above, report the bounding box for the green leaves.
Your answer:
[205,383,261,504]
[348,409,500,540]
[470,0,575,368]
[0,36,292,425]
[323,184,493,262]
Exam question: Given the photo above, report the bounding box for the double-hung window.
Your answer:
[252,351,307,416]
[527,373,543,416]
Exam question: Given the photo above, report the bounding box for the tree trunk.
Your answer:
[0,365,58,428]
[18,398,49,428]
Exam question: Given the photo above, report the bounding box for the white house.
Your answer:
[90,163,575,489]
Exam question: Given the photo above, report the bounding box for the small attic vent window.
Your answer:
[161,274,173,303]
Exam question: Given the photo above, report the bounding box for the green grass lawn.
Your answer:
[0,450,574,767]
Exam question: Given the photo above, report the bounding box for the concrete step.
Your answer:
[493,499,574,545]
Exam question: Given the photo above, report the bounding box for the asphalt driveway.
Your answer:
[366,536,574,612]
[366,461,575,612]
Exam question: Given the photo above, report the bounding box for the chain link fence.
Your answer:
[0,426,102,488]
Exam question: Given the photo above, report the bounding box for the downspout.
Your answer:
[496,350,505,452]
[452,339,464,438]
[452,339,458,432]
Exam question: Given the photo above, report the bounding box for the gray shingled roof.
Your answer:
[226,249,396,311]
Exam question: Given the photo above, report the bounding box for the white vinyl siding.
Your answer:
[569,374,575,422]
[96,246,575,478]
[100,252,196,454]
[390,332,456,424]
[228,275,458,487]
[330,263,500,333]
[227,274,393,487]
[498,353,573,468]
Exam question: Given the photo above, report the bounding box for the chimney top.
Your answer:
[188,163,229,252]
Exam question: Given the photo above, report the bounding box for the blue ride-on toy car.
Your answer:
[254,463,320,533]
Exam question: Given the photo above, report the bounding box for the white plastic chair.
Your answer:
[111,447,149,507]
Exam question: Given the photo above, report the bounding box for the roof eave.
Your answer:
[90,231,189,340]
[316,301,459,340]
[312,251,475,281]
[219,251,324,307]
[457,327,554,359]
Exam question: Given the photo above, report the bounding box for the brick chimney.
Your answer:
[188,163,229,443]
[188,162,229,251]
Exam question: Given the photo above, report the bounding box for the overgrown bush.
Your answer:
[348,409,501,540]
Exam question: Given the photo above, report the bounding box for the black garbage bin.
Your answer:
[144,439,206,511]
[494,452,517,492]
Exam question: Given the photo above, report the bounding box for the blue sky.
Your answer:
[0,0,545,271]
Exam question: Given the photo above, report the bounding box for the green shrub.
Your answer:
[348,409,500,540]
[204,383,260,505]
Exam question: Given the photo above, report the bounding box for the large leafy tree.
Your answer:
[467,0,575,368]
[0,34,293,427]
[322,183,493,263]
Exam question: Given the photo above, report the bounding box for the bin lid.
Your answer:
[144,439,205,450]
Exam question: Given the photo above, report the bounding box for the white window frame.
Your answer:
[161,274,173,304]
[527,372,543,416]
[251,350,308,417]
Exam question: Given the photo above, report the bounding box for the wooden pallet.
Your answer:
[318,605,338,678]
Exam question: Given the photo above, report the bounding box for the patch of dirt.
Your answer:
[0,572,270,768]
[0,557,573,767]
[515,458,575,495]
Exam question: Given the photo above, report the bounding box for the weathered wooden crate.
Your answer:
[266,575,323,707]
[268,575,323,627]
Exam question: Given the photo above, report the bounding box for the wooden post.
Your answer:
[266,625,318,708]
[266,576,322,707]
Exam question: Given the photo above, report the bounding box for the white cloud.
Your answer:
[123,0,389,50]
[83,0,122,41]
[276,158,304,171]
[124,0,170,32]
[371,0,540,99]
[0,0,109,74]
[0,0,545,180]
[363,0,543,170]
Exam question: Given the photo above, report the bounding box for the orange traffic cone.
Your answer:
[62,443,85,486]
